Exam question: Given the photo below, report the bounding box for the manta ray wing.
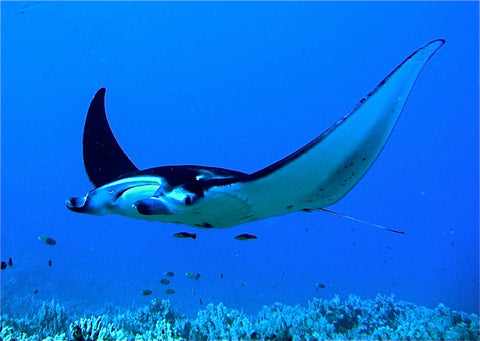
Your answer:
[83,88,139,188]
[202,39,445,225]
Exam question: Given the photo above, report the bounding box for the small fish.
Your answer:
[160,279,170,285]
[1,261,7,270]
[164,271,174,277]
[199,298,203,305]
[240,281,246,287]
[48,260,52,267]
[39,236,57,245]
[194,272,201,280]
[191,288,196,296]
[316,283,326,289]
[220,273,224,279]
[141,289,153,296]
[234,233,257,241]
[8,257,13,267]
[166,289,175,295]
[173,232,196,239]
[185,272,195,279]
[34,289,39,295]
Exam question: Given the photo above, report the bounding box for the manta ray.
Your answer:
[66,39,444,230]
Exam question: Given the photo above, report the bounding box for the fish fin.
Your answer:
[222,40,444,222]
[83,88,139,187]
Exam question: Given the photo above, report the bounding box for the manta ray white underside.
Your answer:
[66,39,444,229]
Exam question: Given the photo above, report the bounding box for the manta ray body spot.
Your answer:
[195,222,214,228]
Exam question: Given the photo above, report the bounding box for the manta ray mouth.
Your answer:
[134,199,173,215]
[65,196,87,212]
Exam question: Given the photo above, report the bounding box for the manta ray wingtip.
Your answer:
[96,87,106,95]
[422,39,445,51]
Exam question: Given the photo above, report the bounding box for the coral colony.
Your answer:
[1,295,478,340]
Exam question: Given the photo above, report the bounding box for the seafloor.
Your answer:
[1,294,478,340]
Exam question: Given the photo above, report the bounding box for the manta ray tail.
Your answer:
[83,88,139,188]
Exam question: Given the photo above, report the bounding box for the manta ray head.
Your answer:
[66,175,204,219]
[65,176,191,217]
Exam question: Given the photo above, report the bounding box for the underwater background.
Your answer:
[1,1,479,340]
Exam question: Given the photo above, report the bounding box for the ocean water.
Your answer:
[1,1,478,339]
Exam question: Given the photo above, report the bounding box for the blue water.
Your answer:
[1,0,478,322]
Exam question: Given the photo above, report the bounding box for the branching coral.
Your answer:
[189,302,253,340]
[69,315,126,341]
[1,295,478,340]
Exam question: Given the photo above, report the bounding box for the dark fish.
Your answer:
[220,273,223,279]
[185,272,195,279]
[164,271,174,277]
[34,289,39,295]
[39,236,57,245]
[1,261,7,270]
[234,233,257,241]
[160,279,170,285]
[166,289,175,295]
[141,289,153,296]
[194,272,201,280]
[8,257,13,266]
[48,260,52,267]
[199,298,203,305]
[173,232,196,239]
[316,283,326,289]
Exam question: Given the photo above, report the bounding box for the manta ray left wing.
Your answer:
[199,39,445,226]
[67,40,444,229]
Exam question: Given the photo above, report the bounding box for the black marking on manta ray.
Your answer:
[121,166,248,193]
[194,222,214,228]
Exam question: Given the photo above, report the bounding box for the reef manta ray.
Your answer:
[66,39,444,230]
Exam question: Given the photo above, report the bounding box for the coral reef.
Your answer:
[1,295,478,340]
[189,302,253,340]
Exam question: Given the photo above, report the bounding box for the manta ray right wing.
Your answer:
[83,88,139,188]
[201,39,445,225]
